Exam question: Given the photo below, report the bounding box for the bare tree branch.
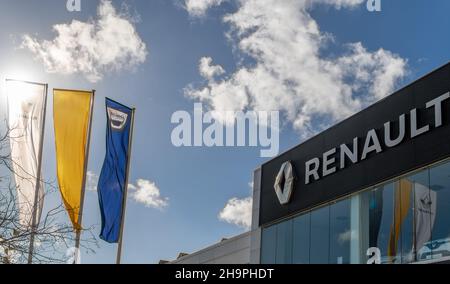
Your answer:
[0,125,98,264]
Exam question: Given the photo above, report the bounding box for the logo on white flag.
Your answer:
[5,80,47,228]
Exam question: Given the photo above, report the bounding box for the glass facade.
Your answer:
[261,159,450,264]
[329,199,351,264]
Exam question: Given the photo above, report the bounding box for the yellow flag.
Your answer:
[388,179,412,261]
[53,89,93,230]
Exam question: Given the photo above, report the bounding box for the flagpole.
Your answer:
[116,108,136,264]
[73,90,95,264]
[27,83,49,264]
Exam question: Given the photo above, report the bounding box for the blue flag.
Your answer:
[98,98,133,243]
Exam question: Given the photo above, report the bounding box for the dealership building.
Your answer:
[169,62,450,264]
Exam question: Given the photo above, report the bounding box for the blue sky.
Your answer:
[0,0,449,264]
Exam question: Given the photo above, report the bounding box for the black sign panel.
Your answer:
[259,62,450,227]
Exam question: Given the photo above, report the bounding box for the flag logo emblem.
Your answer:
[107,107,128,130]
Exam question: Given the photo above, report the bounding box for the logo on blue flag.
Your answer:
[98,98,133,243]
[108,107,128,130]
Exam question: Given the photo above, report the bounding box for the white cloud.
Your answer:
[86,171,99,192]
[21,0,147,83]
[199,57,225,81]
[184,0,407,138]
[85,173,168,210]
[129,179,169,210]
[184,0,226,17]
[183,0,365,17]
[309,0,365,9]
[338,229,358,244]
[218,196,252,229]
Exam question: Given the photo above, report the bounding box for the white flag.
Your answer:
[414,183,437,253]
[6,80,47,228]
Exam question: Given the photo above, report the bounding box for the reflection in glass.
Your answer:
[330,199,351,264]
[261,225,277,264]
[260,160,450,264]
[361,183,400,263]
[276,220,293,263]
[293,212,311,264]
[310,206,330,264]
[399,171,429,263]
[429,162,450,260]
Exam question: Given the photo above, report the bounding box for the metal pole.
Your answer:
[27,84,49,264]
[73,90,95,264]
[116,108,136,264]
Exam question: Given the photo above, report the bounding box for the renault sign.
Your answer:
[274,161,296,205]
[260,63,450,226]
[305,92,450,185]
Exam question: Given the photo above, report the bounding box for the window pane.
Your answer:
[293,212,311,264]
[276,220,293,264]
[330,199,351,264]
[310,205,330,264]
[429,161,450,260]
[399,170,429,263]
[361,183,400,264]
[261,225,277,264]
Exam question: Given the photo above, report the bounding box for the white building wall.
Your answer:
[250,167,262,264]
[171,232,251,264]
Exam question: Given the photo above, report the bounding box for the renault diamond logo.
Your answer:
[274,161,296,205]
